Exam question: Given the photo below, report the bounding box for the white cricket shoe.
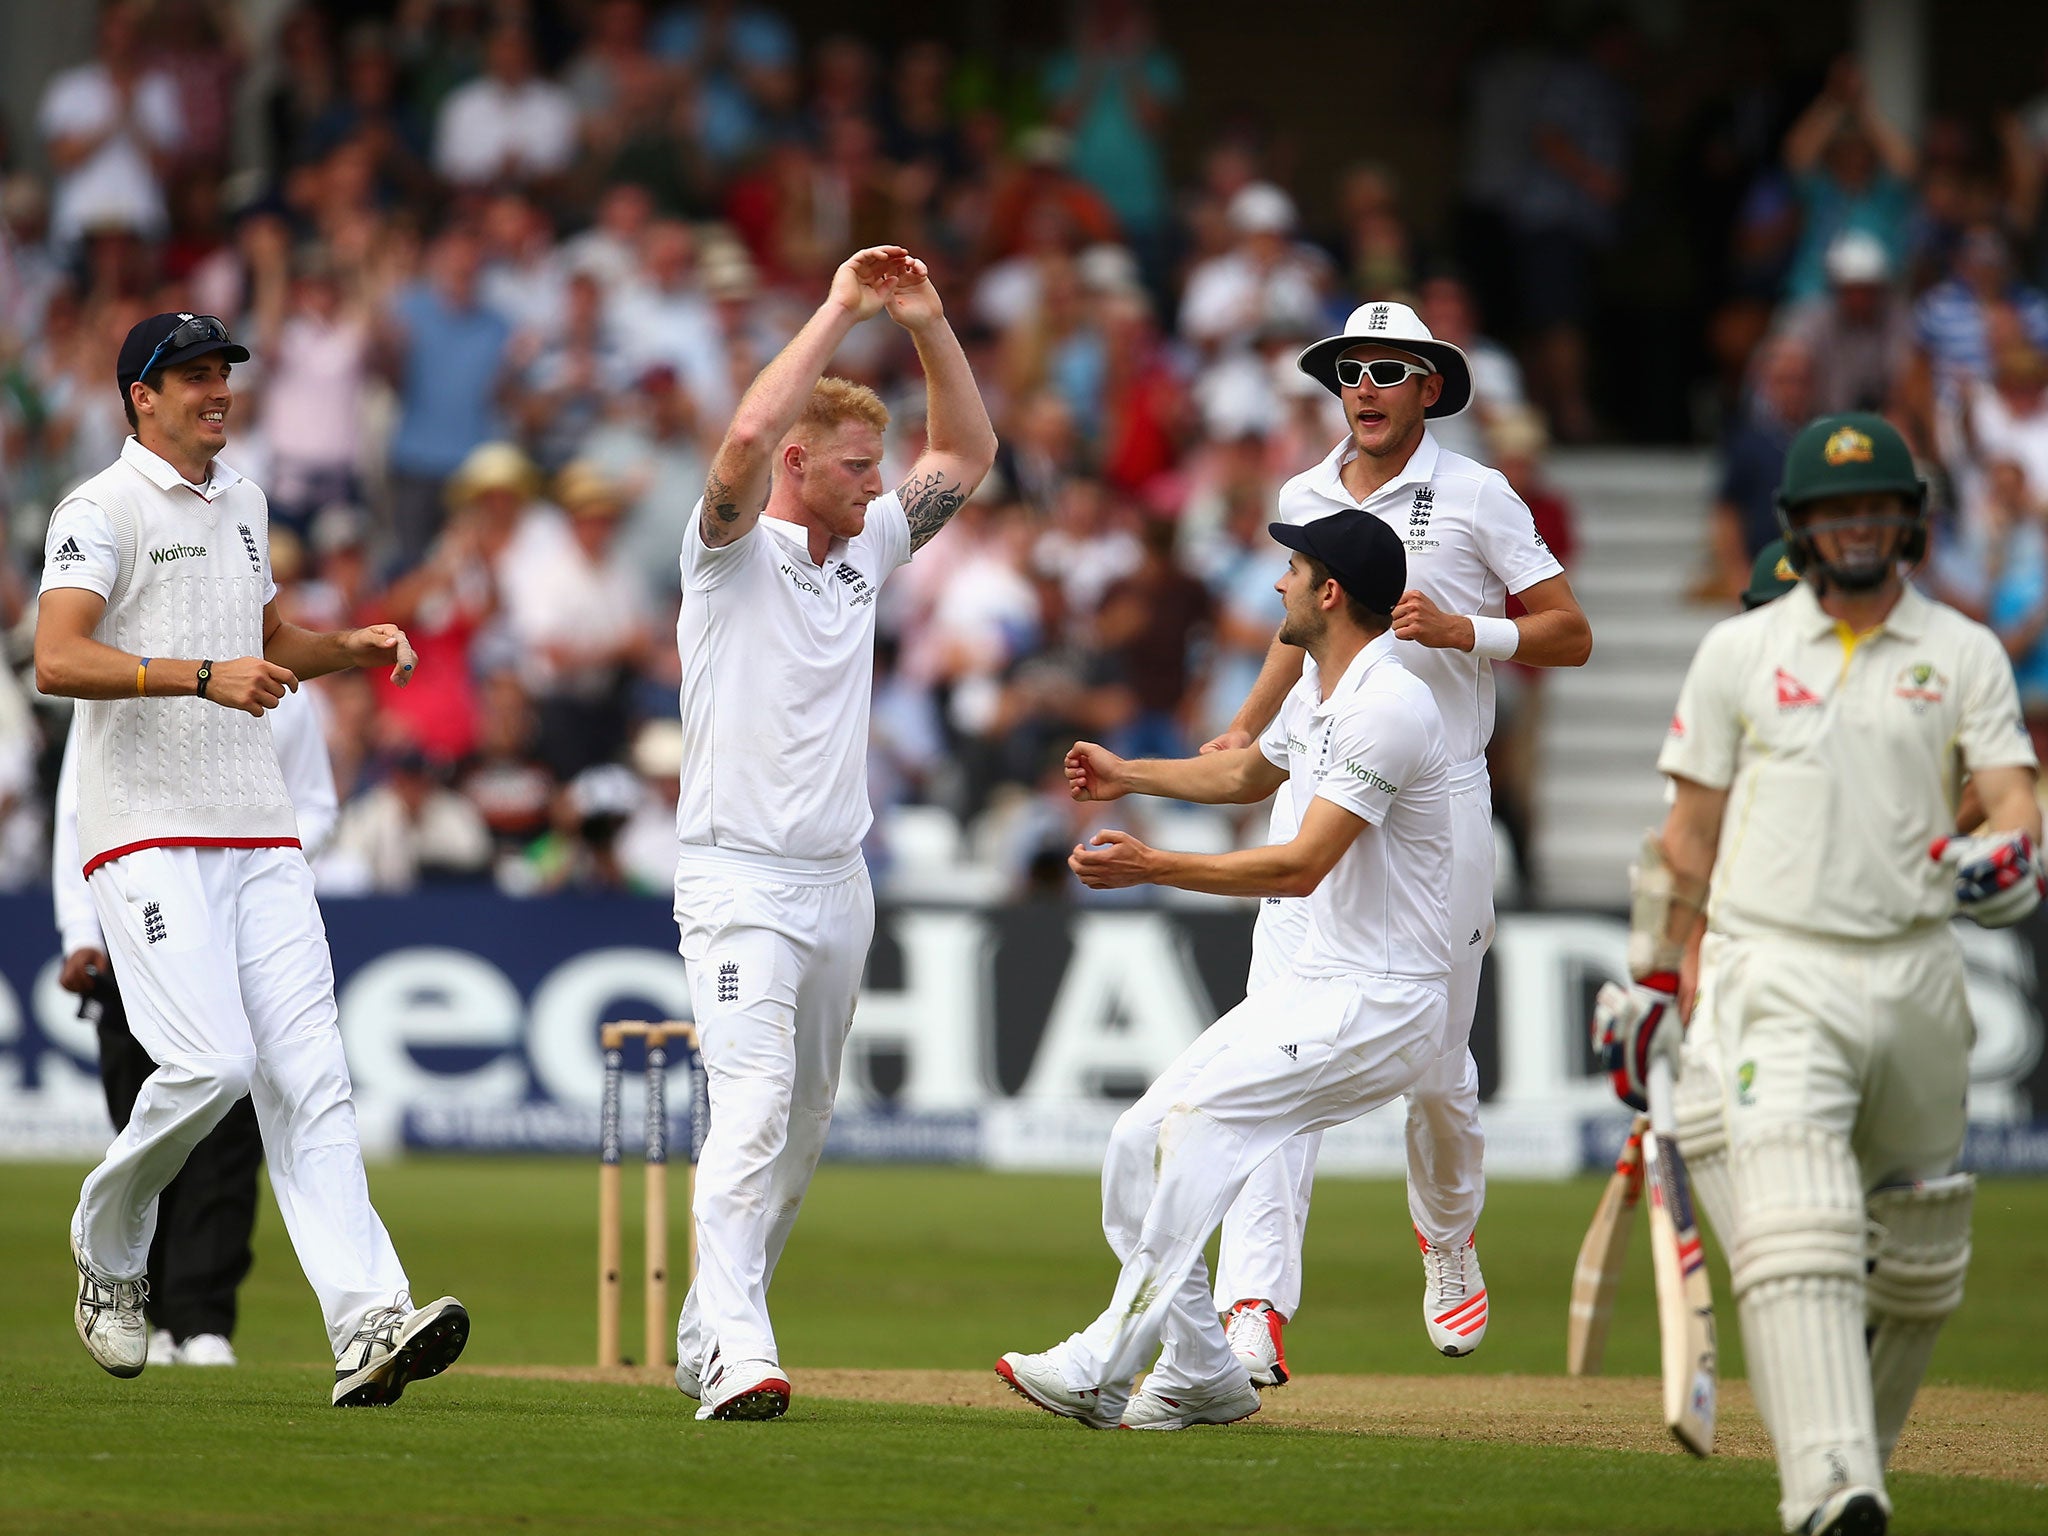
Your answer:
[993,1349,1126,1429]
[148,1328,179,1367]
[1223,1299,1290,1387]
[1418,1228,1488,1356]
[675,1355,702,1399]
[1804,1487,1890,1536]
[178,1333,238,1367]
[1122,1375,1262,1430]
[72,1233,148,1379]
[694,1352,790,1421]
[332,1293,470,1407]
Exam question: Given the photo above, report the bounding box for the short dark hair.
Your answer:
[121,367,166,431]
[1303,554,1391,634]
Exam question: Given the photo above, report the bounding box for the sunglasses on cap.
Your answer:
[1333,357,1434,390]
[136,314,234,383]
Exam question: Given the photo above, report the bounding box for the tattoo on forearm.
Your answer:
[899,470,968,552]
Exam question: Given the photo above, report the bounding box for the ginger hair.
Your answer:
[793,376,890,442]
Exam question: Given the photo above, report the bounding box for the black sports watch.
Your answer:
[195,659,213,700]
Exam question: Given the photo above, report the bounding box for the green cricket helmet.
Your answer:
[1773,412,1928,587]
[1742,539,1799,610]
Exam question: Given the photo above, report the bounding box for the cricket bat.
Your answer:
[1643,1056,1717,1457]
[1566,1113,1648,1376]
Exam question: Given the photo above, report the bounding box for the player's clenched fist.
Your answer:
[1391,588,1476,651]
[1065,741,1130,802]
[207,657,298,717]
[1070,828,1157,888]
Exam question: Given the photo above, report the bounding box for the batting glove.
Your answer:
[1932,831,2046,928]
[1591,973,1682,1113]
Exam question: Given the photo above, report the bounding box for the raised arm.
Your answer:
[701,246,915,550]
[885,263,998,552]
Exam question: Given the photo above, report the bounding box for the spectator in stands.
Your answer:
[264,5,337,179]
[496,461,653,780]
[1773,230,1913,417]
[1178,182,1325,360]
[582,363,707,605]
[515,764,650,893]
[1489,405,1576,890]
[561,182,656,292]
[308,23,433,205]
[381,224,514,564]
[1968,343,2048,508]
[1908,225,2048,417]
[1506,16,1635,443]
[433,22,578,191]
[513,269,619,473]
[564,0,656,127]
[1979,458,2048,726]
[248,226,373,533]
[37,1,185,250]
[1705,334,1814,601]
[456,670,557,872]
[1781,58,1916,303]
[480,192,567,335]
[608,219,731,424]
[647,0,800,167]
[1333,161,1420,301]
[1093,515,1213,760]
[372,485,508,767]
[1042,0,1181,275]
[323,748,496,894]
[1420,271,1526,463]
[980,128,1120,267]
[618,719,688,892]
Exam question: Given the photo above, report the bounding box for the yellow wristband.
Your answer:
[137,658,151,697]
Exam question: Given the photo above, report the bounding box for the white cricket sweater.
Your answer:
[41,438,298,875]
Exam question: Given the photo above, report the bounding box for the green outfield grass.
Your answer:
[3,1160,2044,1533]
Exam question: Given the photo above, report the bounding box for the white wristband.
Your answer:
[1468,615,1520,661]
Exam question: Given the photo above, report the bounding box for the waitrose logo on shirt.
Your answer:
[149,542,208,565]
[1343,759,1398,795]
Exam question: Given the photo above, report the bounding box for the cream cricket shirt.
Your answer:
[1659,580,2036,941]
[40,437,296,875]
[1258,636,1454,980]
[1275,432,1563,766]
[675,492,911,865]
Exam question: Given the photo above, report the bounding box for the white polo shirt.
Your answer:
[1258,636,1453,981]
[1275,432,1562,766]
[1660,580,2036,941]
[675,491,912,868]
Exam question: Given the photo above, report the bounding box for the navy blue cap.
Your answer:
[1268,509,1407,613]
[117,312,250,392]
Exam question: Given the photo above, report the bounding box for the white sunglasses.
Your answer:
[1334,357,1434,389]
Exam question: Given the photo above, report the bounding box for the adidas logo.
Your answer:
[1469,929,1483,945]
[54,537,84,564]
[1279,1043,1298,1061]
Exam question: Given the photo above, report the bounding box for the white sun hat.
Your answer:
[1296,299,1473,418]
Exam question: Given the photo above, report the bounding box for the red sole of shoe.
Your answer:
[993,1359,1118,1429]
[710,1380,791,1421]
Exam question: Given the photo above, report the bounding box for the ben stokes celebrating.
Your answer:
[671,247,995,1421]
[38,312,468,1406]
[1206,301,1591,1377]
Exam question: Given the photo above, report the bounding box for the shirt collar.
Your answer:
[1788,575,1929,641]
[1309,631,1397,718]
[1313,430,1441,507]
[759,513,846,564]
[121,436,242,502]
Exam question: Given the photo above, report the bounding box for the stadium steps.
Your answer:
[1533,449,1726,907]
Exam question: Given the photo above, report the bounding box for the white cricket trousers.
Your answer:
[1059,968,1447,1395]
[73,846,408,1356]
[1215,765,1493,1315]
[672,852,872,1374]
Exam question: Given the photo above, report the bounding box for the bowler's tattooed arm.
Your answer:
[899,470,969,552]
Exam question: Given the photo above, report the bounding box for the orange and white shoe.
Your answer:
[1222,1299,1290,1387]
[1418,1228,1487,1356]
[696,1352,791,1421]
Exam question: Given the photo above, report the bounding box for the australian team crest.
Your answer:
[1895,661,1947,710]
[1823,426,1875,465]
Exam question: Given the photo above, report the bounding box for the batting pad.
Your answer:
[1731,1125,1883,1531]
[1672,1031,1733,1249]
[1866,1173,1973,1464]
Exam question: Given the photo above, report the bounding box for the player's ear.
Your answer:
[1420,373,1443,409]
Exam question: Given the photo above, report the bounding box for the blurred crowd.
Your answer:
[4,1,2048,899]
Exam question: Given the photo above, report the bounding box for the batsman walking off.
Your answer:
[670,247,995,1420]
[1609,414,2039,1536]
[1205,302,1591,1378]
[38,312,469,1407]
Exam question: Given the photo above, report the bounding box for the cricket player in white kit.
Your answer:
[1204,302,1591,1375]
[668,248,996,1421]
[1602,414,2040,1536]
[38,312,469,1407]
[996,509,1454,1430]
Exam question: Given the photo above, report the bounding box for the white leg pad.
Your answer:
[1866,1173,1972,1465]
[1731,1125,1884,1532]
[1672,1033,1734,1251]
